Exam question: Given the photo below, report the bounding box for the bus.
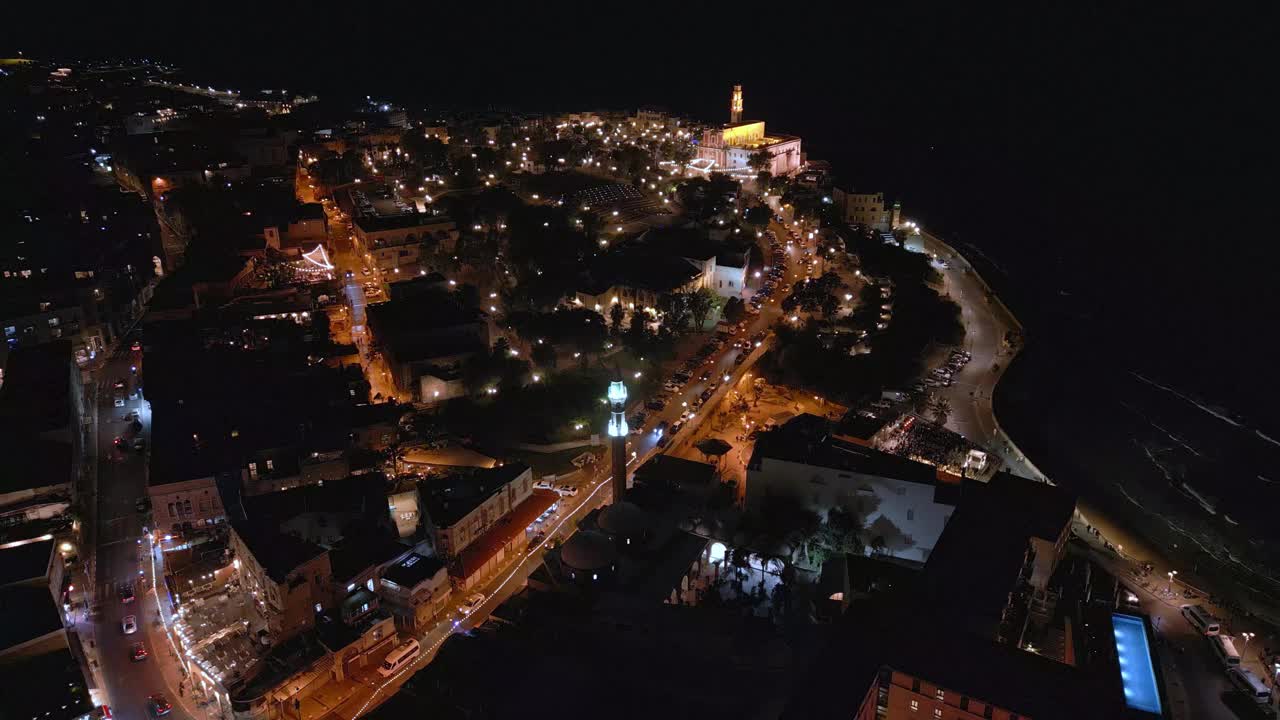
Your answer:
[377,638,420,678]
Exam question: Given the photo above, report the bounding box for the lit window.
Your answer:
[910,700,919,712]
[933,710,942,719]
[936,689,944,701]
[367,578,375,592]
[314,603,322,613]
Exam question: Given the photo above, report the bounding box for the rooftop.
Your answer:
[0,537,55,586]
[632,454,716,488]
[232,522,327,584]
[328,536,410,584]
[454,490,558,579]
[785,597,1100,719]
[0,584,64,651]
[749,416,950,489]
[419,464,531,530]
[380,552,446,590]
[0,340,74,434]
[0,648,93,720]
[354,212,455,234]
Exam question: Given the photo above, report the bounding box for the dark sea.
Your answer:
[751,74,1280,611]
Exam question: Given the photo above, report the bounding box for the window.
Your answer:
[47,317,59,327]
[907,508,915,521]
[366,578,375,592]
[983,707,993,719]
[911,679,920,693]
[935,689,944,701]
[168,502,176,518]
[359,602,370,613]
[347,583,357,592]
[314,603,322,613]
[909,700,919,712]
[182,499,192,515]
[266,459,274,471]
[959,698,969,711]
[933,710,942,719]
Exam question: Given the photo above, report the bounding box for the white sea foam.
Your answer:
[1130,372,1243,428]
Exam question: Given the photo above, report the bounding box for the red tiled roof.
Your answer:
[453,490,559,579]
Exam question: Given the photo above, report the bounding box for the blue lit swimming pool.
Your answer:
[1112,613,1162,715]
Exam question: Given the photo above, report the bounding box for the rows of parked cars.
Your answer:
[914,349,971,391]
[750,232,789,313]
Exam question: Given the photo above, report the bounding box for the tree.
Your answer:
[744,205,771,229]
[623,310,649,353]
[929,396,953,426]
[723,297,745,324]
[657,292,691,334]
[688,287,715,331]
[531,342,557,370]
[609,302,626,336]
[747,149,773,174]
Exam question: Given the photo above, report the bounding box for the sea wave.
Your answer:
[1130,372,1243,428]
[1258,430,1280,449]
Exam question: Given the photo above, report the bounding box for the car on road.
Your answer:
[458,592,486,616]
[131,643,148,661]
[147,694,171,716]
[653,420,669,436]
[668,420,684,436]
[130,340,142,352]
[361,267,372,276]
[113,436,125,449]
[121,615,137,634]
[645,399,666,411]
[119,583,135,603]
[555,484,580,498]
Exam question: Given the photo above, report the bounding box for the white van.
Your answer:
[1210,634,1241,668]
[1227,667,1272,705]
[1180,604,1221,635]
[377,638,420,678]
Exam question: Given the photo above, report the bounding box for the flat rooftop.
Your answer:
[0,537,54,586]
[419,464,531,529]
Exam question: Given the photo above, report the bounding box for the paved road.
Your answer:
[922,228,1274,719]
[89,345,199,720]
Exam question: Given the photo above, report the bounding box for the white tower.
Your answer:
[730,85,743,124]
[607,374,628,501]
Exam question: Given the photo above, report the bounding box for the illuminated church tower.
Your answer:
[730,84,743,124]
[606,372,629,502]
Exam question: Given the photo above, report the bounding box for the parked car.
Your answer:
[534,479,554,490]
[147,695,171,716]
[121,615,137,634]
[119,583,135,604]
[131,643,148,662]
[458,592,486,615]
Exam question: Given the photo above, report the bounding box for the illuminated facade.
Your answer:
[697,86,802,176]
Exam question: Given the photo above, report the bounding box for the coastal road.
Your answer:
[928,228,1276,717]
[916,230,1041,481]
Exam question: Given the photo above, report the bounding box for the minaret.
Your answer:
[730,85,743,124]
[606,371,629,502]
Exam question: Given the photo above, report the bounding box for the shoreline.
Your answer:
[924,226,1280,644]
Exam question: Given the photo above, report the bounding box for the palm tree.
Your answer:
[929,396,953,426]
[747,149,773,175]
[609,302,626,336]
